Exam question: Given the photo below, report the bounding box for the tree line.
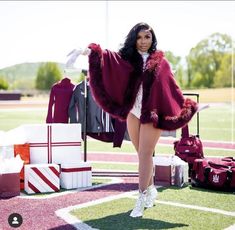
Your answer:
[0,32,234,91]
[165,33,234,89]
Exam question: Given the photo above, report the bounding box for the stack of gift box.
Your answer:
[153,155,189,187]
[0,123,92,198]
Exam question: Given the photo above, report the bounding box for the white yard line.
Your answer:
[0,108,47,111]
[157,200,235,217]
[127,192,235,217]
[91,160,137,165]
[55,189,235,230]
[55,191,136,230]
[19,177,122,200]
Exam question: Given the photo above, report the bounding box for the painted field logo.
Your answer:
[212,174,219,183]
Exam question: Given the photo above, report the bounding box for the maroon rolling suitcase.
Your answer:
[174,93,204,178]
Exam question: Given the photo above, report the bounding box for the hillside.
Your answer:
[0,63,42,82]
[0,62,82,89]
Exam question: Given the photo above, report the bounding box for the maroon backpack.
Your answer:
[174,124,204,164]
[191,157,235,191]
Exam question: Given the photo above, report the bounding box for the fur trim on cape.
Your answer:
[88,44,198,131]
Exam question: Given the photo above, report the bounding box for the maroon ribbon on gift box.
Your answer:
[28,166,60,193]
[61,167,92,173]
[29,126,81,163]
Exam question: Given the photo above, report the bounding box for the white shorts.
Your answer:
[130,84,142,119]
[130,105,141,119]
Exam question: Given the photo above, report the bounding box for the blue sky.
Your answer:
[0,1,234,69]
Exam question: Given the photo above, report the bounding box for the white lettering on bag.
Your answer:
[212,174,219,183]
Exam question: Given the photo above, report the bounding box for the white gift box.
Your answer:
[60,162,92,189]
[153,155,188,187]
[0,145,14,159]
[24,164,60,194]
[20,124,82,164]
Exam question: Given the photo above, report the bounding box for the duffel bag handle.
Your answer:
[222,157,235,162]
[208,161,230,169]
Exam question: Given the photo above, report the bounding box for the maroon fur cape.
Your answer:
[88,43,198,131]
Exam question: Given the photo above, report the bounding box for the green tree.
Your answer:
[0,76,9,90]
[176,65,185,88]
[214,53,235,87]
[186,33,233,88]
[165,51,181,70]
[191,72,204,88]
[36,62,62,90]
[165,51,185,87]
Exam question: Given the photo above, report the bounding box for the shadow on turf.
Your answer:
[48,224,77,230]
[83,212,188,230]
[89,182,139,192]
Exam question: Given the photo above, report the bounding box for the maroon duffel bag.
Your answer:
[191,157,235,191]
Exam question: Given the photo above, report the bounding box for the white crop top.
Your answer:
[130,51,149,119]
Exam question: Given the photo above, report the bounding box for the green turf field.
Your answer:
[1,91,234,229]
[0,88,234,166]
[0,108,47,131]
[70,186,235,230]
[0,103,234,142]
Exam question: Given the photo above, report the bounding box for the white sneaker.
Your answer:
[130,190,147,218]
[145,184,158,208]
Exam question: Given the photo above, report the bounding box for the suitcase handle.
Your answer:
[183,93,199,102]
[183,93,199,136]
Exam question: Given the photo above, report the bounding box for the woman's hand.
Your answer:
[82,47,91,56]
[65,47,91,68]
[66,48,82,68]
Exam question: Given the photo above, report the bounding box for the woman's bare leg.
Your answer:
[127,113,161,191]
[126,113,140,152]
[128,114,162,217]
[138,123,161,192]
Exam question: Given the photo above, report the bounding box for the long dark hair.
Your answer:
[119,22,157,61]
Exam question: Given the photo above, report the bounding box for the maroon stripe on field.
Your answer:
[0,176,138,229]
[202,141,235,150]
[88,153,138,163]
[158,138,235,150]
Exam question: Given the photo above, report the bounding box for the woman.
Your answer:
[68,22,198,217]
